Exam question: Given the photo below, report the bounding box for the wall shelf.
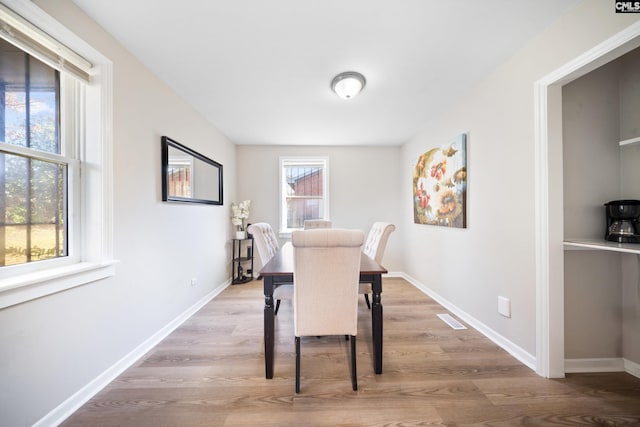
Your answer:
[619,136,640,147]
[564,238,640,255]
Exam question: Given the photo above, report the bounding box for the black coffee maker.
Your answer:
[605,200,640,243]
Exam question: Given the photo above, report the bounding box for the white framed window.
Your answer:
[279,156,329,236]
[0,38,79,271]
[0,1,115,309]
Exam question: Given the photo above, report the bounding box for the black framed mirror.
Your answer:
[161,136,223,205]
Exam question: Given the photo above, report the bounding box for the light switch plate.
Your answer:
[498,296,511,318]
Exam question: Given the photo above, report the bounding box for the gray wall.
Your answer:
[0,1,237,426]
[1,0,639,426]
[619,50,640,364]
[562,54,622,359]
[562,47,640,362]
[400,0,640,359]
[236,145,403,272]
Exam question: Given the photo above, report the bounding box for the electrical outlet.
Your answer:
[190,278,197,287]
[498,296,511,318]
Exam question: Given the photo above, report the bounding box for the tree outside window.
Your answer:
[0,38,67,267]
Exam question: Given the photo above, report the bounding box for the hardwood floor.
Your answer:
[61,277,640,426]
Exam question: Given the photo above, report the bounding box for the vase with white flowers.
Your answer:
[231,200,251,239]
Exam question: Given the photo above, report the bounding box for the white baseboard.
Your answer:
[384,271,404,278]
[400,273,537,372]
[34,271,640,427]
[565,357,624,373]
[396,273,640,380]
[35,279,231,427]
[565,357,640,380]
[624,358,640,379]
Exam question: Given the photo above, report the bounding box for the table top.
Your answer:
[259,242,387,277]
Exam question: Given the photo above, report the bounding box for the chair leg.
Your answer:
[350,335,357,391]
[364,294,371,310]
[295,336,301,393]
[275,299,281,315]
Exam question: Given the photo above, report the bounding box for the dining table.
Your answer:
[259,241,387,379]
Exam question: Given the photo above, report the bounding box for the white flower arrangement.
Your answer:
[231,200,251,231]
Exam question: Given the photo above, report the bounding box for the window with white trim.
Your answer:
[0,1,114,309]
[279,157,329,235]
[0,37,74,268]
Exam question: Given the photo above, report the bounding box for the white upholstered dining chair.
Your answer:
[292,228,364,393]
[303,219,332,229]
[360,222,396,309]
[247,222,291,315]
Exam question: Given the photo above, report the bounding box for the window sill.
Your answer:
[0,260,118,309]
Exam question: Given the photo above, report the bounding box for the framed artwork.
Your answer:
[413,133,467,228]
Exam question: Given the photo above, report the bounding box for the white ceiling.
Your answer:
[71,0,580,146]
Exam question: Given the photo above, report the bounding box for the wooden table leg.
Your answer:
[371,274,383,374]
[264,276,275,379]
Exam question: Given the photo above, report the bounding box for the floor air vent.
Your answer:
[437,313,467,330]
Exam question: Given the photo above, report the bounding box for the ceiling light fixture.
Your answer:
[331,71,366,100]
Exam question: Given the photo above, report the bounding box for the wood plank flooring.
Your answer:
[61,277,640,426]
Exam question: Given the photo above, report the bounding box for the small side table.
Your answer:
[232,236,254,284]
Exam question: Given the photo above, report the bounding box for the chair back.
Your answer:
[303,219,332,229]
[292,229,364,337]
[247,223,279,266]
[363,222,396,264]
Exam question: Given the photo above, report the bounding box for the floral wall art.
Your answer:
[413,133,467,228]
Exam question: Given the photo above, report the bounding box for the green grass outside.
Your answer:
[0,224,65,266]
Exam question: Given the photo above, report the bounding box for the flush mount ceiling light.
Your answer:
[331,71,366,99]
